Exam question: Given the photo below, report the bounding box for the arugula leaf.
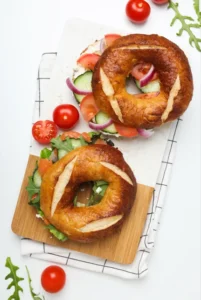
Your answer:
[51,136,73,152]
[26,176,40,200]
[5,257,24,300]
[46,225,68,242]
[193,0,201,24]
[168,1,201,52]
[40,148,52,159]
[26,266,45,300]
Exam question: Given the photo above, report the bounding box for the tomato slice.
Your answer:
[95,138,107,145]
[104,34,121,47]
[38,159,53,176]
[131,63,158,81]
[77,53,100,71]
[80,94,99,122]
[81,132,91,143]
[60,131,91,143]
[114,123,138,138]
[32,120,58,144]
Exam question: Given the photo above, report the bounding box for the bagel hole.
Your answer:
[73,181,108,207]
[126,76,142,95]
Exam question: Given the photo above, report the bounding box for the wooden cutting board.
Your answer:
[12,154,153,264]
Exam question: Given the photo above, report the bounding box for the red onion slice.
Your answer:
[88,119,113,131]
[137,128,154,138]
[139,65,155,88]
[100,38,106,54]
[66,78,92,95]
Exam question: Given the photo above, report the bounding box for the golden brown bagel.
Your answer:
[40,144,137,243]
[92,34,193,129]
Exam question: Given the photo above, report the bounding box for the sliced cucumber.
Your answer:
[70,138,84,149]
[95,111,117,134]
[58,149,68,159]
[136,79,160,93]
[73,71,93,103]
[33,170,42,188]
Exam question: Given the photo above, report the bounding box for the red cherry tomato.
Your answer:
[126,0,151,24]
[53,104,79,129]
[77,53,100,71]
[152,0,169,4]
[32,120,57,144]
[114,123,138,138]
[41,265,66,293]
[80,94,99,122]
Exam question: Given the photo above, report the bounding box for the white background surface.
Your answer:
[0,0,200,299]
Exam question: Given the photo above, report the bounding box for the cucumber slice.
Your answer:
[136,79,160,93]
[33,170,42,188]
[73,71,93,103]
[58,149,68,160]
[95,112,117,134]
[70,138,83,149]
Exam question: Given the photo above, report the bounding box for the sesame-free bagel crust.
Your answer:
[92,34,193,128]
[40,145,137,243]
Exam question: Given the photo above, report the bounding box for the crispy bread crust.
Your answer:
[40,145,137,242]
[92,34,193,128]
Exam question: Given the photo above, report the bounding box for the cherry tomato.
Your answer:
[41,265,66,293]
[104,34,121,47]
[131,63,158,81]
[77,53,100,71]
[126,0,151,24]
[32,120,57,144]
[53,104,79,130]
[80,94,99,122]
[152,0,169,4]
[114,123,138,138]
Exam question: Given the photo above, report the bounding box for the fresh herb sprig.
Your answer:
[193,0,201,24]
[26,266,45,300]
[168,1,201,52]
[5,257,24,300]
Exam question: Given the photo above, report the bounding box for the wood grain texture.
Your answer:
[11,155,153,264]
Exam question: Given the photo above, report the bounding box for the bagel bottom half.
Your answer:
[40,144,137,242]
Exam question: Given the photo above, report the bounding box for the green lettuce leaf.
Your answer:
[5,257,24,300]
[26,177,40,200]
[46,225,68,242]
[51,136,73,152]
[40,148,52,159]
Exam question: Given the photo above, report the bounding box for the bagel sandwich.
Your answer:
[26,131,137,243]
[66,33,193,137]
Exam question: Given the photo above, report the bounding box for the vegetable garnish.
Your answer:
[32,120,58,145]
[137,128,154,138]
[26,132,113,242]
[26,163,68,241]
[26,266,45,300]
[168,1,201,52]
[45,225,68,242]
[41,266,66,294]
[193,0,201,24]
[53,104,79,130]
[5,257,24,300]
[125,0,151,24]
